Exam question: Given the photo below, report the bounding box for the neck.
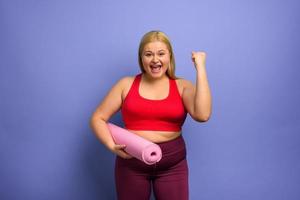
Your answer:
[142,73,168,84]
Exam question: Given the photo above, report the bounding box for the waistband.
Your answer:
[155,135,186,155]
[115,134,186,172]
[155,134,184,144]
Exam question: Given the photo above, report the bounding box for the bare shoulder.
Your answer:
[117,75,136,101]
[116,76,134,86]
[175,77,194,91]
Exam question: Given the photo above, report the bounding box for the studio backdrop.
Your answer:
[0,0,299,200]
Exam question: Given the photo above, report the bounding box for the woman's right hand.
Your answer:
[110,144,133,159]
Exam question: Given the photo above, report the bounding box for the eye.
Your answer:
[159,53,165,56]
[144,53,152,57]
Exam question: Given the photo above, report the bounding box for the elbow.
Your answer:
[89,115,97,129]
[193,113,211,122]
[195,117,210,122]
[192,105,212,122]
[89,114,106,129]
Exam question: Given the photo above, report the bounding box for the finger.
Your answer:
[191,56,195,62]
[115,144,126,150]
[117,150,132,159]
[123,153,133,159]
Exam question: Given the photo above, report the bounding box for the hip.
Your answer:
[115,135,187,173]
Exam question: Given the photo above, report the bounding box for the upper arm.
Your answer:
[90,77,129,122]
[181,79,197,120]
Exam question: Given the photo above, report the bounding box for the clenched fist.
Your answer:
[191,51,206,70]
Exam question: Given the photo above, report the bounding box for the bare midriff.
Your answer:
[127,129,182,143]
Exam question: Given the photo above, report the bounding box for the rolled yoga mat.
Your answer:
[107,123,162,165]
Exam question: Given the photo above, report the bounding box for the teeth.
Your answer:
[151,65,161,68]
[151,65,161,73]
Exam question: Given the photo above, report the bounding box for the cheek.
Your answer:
[142,59,150,67]
[142,57,151,66]
[162,56,171,64]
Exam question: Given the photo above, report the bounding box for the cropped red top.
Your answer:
[121,73,187,131]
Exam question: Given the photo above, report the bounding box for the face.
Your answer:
[141,41,170,78]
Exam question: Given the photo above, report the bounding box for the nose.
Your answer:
[152,54,159,62]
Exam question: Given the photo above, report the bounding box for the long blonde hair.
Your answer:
[138,31,179,79]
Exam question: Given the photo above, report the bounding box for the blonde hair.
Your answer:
[138,30,179,79]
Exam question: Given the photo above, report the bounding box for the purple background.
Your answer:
[1,0,300,199]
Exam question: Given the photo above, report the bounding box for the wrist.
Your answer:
[105,141,115,151]
[195,64,206,73]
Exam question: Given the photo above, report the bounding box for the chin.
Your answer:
[148,72,165,79]
[145,68,167,77]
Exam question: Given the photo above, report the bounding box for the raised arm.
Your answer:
[182,51,212,122]
[89,77,132,159]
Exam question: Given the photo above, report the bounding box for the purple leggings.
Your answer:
[115,135,189,200]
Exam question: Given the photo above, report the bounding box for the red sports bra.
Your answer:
[121,73,187,131]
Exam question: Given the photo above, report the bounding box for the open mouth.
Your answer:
[150,64,162,73]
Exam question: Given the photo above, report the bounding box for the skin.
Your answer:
[90,41,212,159]
[140,41,170,82]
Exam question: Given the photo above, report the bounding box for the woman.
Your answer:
[90,30,212,200]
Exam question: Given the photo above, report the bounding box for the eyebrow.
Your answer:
[144,50,166,53]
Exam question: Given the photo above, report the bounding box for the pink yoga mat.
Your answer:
[107,123,162,165]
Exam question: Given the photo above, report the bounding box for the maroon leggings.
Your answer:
[115,135,189,200]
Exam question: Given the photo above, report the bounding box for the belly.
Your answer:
[126,129,182,143]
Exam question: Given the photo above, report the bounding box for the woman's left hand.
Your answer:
[191,51,206,70]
